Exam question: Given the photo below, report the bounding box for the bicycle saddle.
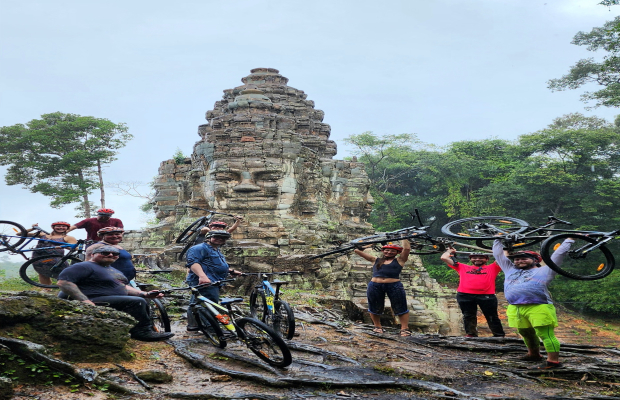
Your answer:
[220,297,244,305]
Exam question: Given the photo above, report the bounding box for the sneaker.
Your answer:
[519,354,543,362]
[464,334,478,338]
[131,328,175,342]
[186,326,200,332]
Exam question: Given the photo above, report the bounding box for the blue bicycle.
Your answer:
[245,271,301,340]
[0,221,87,288]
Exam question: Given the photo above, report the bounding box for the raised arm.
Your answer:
[397,239,411,264]
[493,239,514,272]
[353,247,377,263]
[440,247,456,267]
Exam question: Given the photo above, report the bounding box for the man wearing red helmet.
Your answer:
[67,208,124,242]
[440,249,505,338]
[354,239,412,336]
[26,221,77,286]
[493,238,574,369]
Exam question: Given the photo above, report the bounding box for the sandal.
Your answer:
[400,329,412,337]
[372,327,384,334]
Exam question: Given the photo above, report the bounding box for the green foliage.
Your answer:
[173,148,188,164]
[0,349,77,387]
[548,16,620,108]
[550,271,620,316]
[0,112,132,215]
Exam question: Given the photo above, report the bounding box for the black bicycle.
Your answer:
[130,270,174,333]
[441,216,619,281]
[175,206,236,261]
[245,271,301,340]
[158,280,292,368]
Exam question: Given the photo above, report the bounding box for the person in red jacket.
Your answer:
[67,208,124,242]
[440,248,505,337]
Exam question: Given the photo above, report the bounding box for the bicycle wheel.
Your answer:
[19,255,82,288]
[236,317,292,368]
[176,217,207,243]
[0,221,27,252]
[193,307,227,348]
[475,237,544,250]
[441,216,530,240]
[540,234,615,280]
[249,289,268,322]
[274,300,295,340]
[150,298,171,333]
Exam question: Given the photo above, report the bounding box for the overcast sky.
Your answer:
[1,0,619,239]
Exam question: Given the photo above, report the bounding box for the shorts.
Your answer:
[367,281,409,316]
[506,304,558,329]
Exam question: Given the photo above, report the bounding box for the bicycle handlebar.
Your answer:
[241,271,302,277]
[153,279,236,294]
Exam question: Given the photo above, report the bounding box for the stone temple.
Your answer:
[125,68,460,334]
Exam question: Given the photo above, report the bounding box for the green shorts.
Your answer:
[506,304,558,329]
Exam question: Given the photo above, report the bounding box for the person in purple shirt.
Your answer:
[493,238,573,369]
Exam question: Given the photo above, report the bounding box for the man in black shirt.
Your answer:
[57,245,174,342]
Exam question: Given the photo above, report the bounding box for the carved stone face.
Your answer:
[205,157,298,213]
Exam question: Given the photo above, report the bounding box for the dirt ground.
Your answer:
[7,295,620,400]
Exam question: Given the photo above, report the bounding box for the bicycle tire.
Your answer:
[193,307,227,348]
[540,234,615,281]
[177,240,194,261]
[236,317,292,368]
[274,300,295,340]
[249,289,268,322]
[176,217,207,244]
[19,255,82,288]
[474,237,544,250]
[150,298,171,333]
[441,216,530,240]
[0,221,27,252]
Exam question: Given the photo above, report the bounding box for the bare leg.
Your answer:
[398,312,409,330]
[38,275,52,286]
[370,313,382,330]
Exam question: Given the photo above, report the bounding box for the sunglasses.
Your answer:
[97,252,120,256]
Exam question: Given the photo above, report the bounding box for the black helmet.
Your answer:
[206,230,231,240]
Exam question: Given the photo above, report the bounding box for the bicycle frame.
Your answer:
[190,287,237,333]
[1,233,85,260]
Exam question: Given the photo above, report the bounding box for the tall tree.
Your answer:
[0,112,132,217]
[548,16,620,108]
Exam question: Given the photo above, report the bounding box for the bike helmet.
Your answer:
[51,221,70,227]
[97,226,125,236]
[468,252,489,259]
[97,208,115,215]
[206,230,231,240]
[507,250,542,263]
[209,221,228,228]
[381,243,403,253]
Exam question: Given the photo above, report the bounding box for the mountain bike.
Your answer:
[244,271,301,340]
[441,216,619,281]
[175,206,236,261]
[130,270,174,333]
[159,280,292,368]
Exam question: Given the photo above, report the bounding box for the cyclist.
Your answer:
[353,239,412,337]
[185,230,242,331]
[57,244,174,342]
[97,227,135,281]
[193,216,244,245]
[26,222,77,286]
[440,249,505,338]
[67,208,124,242]
[493,238,574,369]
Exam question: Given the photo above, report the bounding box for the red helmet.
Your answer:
[97,208,115,215]
[381,243,403,253]
[209,221,228,228]
[468,252,489,259]
[508,250,542,263]
[97,227,125,236]
[51,221,70,227]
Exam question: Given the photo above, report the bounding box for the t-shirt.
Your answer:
[108,248,135,281]
[74,218,124,242]
[493,239,573,305]
[450,261,501,295]
[57,261,128,299]
[185,243,229,285]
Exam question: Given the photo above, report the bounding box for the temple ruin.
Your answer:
[124,68,461,334]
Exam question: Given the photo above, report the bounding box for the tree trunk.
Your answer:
[98,159,105,208]
[77,169,91,218]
